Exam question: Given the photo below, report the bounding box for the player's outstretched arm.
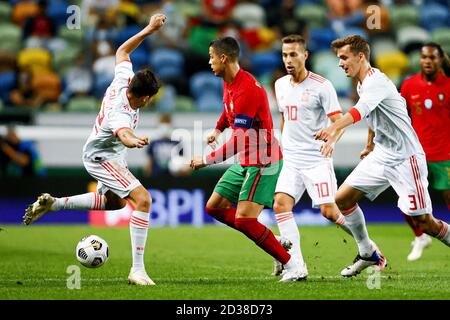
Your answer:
[315,112,355,143]
[117,128,149,149]
[115,13,166,65]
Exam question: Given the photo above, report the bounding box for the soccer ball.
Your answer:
[76,235,109,268]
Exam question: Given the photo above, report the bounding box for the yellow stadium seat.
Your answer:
[31,71,61,102]
[375,51,409,87]
[18,48,52,74]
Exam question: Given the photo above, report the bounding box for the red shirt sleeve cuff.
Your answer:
[348,107,362,123]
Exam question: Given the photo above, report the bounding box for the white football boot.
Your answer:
[272,235,293,276]
[23,193,55,225]
[341,241,387,277]
[128,269,156,286]
[407,234,432,261]
[279,258,308,282]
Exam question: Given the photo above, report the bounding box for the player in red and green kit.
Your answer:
[191,37,303,281]
[400,42,450,261]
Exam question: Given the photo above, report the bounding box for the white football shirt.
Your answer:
[83,61,139,162]
[354,68,424,165]
[275,71,342,168]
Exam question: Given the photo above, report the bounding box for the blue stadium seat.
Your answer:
[115,25,142,48]
[338,27,368,40]
[0,71,16,102]
[149,48,184,81]
[420,4,449,31]
[250,50,281,78]
[189,71,222,100]
[130,48,149,71]
[309,28,338,52]
[155,84,176,112]
[46,0,68,28]
[93,74,113,99]
[196,94,223,112]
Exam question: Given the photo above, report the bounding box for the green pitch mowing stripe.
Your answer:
[0,224,449,300]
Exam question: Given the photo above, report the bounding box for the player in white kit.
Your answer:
[271,35,386,281]
[23,14,167,286]
[315,35,450,276]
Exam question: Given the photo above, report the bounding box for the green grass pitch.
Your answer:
[0,224,449,300]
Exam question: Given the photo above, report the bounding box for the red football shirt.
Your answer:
[400,72,450,162]
[206,68,282,166]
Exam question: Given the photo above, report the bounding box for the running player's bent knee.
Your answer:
[273,200,290,214]
[135,192,151,212]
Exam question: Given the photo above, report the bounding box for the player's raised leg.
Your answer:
[23,190,125,225]
[126,185,155,285]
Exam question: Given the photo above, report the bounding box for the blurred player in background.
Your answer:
[23,13,167,286]
[271,34,360,280]
[315,35,450,276]
[0,125,45,177]
[400,42,450,261]
[144,113,191,178]
[190,37,302,282]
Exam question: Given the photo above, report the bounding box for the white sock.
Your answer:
[130,210,150,272]
[436,220,450,247]
[335,213,352,236]
[341,205,373,257]
[275,211,305,266]
[51,193,106,211]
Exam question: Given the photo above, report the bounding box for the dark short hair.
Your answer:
[331,35,370,60]
[128,68,161,98]
[281,34,307,50]
[422,42,445,58]
[209,37,240,61]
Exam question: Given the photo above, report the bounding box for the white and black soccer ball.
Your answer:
[76,235,109,268]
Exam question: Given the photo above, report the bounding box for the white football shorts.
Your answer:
[84,157,141,198]
[275,159,338,207]
[344,152,432,216]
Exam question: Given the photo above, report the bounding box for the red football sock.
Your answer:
[402,212,423,237]
[205,207,237,229]
[235,217,291,264]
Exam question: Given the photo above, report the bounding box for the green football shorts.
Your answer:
[427,160,450,190]
[213,160,283,208]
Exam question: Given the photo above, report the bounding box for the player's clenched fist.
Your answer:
[146,13,166,33]
[206,129,221,149]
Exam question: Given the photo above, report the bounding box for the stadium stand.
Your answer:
[0,0,447,114]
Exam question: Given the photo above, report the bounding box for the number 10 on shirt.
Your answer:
[285,105,298,121]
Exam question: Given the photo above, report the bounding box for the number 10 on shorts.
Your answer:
[315,182,329,198]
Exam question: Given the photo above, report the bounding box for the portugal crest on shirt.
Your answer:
[438,93,444,101]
